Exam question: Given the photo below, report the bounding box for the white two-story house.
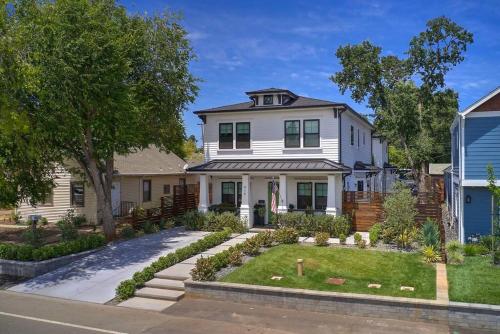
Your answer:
[188,88,394,227]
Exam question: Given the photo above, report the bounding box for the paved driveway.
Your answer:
[9,228,209,304]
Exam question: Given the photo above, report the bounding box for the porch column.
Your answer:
[240,174,253,228]
[326,174,338,216]
[198,174,209,213]
[278,174,288,213]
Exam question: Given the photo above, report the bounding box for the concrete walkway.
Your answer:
[9,227,209,304]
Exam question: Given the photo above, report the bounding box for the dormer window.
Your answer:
[263,95,273,105]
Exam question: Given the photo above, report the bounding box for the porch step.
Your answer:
[249,227,275,232]
[135,287,185,301]
[118,297,176,312]
[145,278,185,291]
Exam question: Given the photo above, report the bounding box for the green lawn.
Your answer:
[221,245,436,299]
[447,256,500,305]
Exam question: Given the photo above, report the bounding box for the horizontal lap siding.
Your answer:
[463,187,493,238]
[464,116,500,180]
[204,108,339,161]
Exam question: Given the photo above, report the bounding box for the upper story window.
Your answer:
[219,123,233,149]
[284,120,300,148]
[263,95,273,105]
[350,126,354,145]
[303,120,319,147]
[236,122,250,149]
[357,129,360,148]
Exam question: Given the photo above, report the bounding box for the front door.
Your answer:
[357,180,364,192]
[267,181,279,224]
[111,181,121,216]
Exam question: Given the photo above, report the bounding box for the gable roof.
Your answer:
[461,86,500,116]
[114,146,187,176]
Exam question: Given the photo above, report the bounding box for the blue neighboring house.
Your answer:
[446,87,500,243]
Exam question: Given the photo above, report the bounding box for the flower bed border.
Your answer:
[184,279,500,331]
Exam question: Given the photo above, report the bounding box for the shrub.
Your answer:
[422,245,442,263]
[241,237,261,256]
[420,219,441,249]
[205,212,246,233]
[255,231,274,248]
[446,240,464,264]
[382,182,417,248]
[357,239,367,249]
[273,228,299,244]
[22,227,44,247]
[331,215,352,238]
[463,243,489,256]
[142,221,159,234]
[339,233,347,245]
[72,214,87,227]
[120,224,136,239]
[57,220,79,241]
[228,249,243,266]
[354,232,362,243]
[116,280,136,301]
[182,210,206,231]
[191,257,216,281]
[315,232,329,246]
[369,223,382,247]
[479,235,499,251]
[272,212,304,229]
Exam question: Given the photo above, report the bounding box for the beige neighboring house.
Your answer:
[16,147,197,224]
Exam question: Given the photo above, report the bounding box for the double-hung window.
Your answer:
[219,123,233,149]
[142,180,151,202]
[236,122,250,149]
[221,182,235,205]
[297,182,313,210]
[284,120,300,148]
[350,126,354,146]
[303,120,319,147]
[70,182,85,207]
[315,183,328,210]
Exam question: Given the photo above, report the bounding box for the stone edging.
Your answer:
[184,280,500,331]
[0,247,104,278]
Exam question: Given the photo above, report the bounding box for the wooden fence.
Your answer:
[121,184,199,228]
[342,191,442,232]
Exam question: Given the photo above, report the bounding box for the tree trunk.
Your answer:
[418,162,430,192]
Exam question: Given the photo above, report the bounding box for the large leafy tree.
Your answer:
[0,0,198,239]
[331,17,472,190]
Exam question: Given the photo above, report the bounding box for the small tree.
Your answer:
[486,164,500,264]
[382,182,418,248]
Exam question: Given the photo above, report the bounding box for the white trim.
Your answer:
[461,86,500,116]
[459,185,464,243]
[460,117,465,181]
[466,110,500,118]
[187,171,347,176]
[462,179,500,187]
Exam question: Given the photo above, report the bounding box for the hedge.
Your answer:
[271,212,351,237]
[0,234,106,262]
[115,228,232,301]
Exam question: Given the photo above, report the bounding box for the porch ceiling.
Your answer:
[186,159,351,173]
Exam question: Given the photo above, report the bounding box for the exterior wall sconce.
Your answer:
[465,195,472,204]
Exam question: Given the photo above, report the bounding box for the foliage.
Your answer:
[116,280,136,301]
[463,244,489,257]
[0,234,105,261]
[182,210,206,231]
[204,212,246,233]
[120,224,136,239]
[315,232,329,247]
[388,146,410,169]
[158,218,174,230]
[357,239,367,249]
[420,219,441,249]
[369,223,382,247]
[191,257,216,281]
[115,229,231,300]
[339,233,347,245]
[486,164,500,264]
[273,228,299,245]
[254,231,274,248]
[354,232,362,243]
[241,237,261,256]
[272,213,351,238]
[0,0,198,239]
[446,241,464,264]
[21,225,44,247]
[480,235,500,251]
[422,246,442,263]
[382,183,418,248]
[57,220,79,242]
[331,17,473,190]
[141,221,158,234]
[228,249,243,266]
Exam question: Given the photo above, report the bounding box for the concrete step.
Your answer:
[135,287,185,301]
[145,278,185,291]
[118,297,176,312]
[155,263,194,281]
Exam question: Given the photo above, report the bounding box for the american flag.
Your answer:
[271,178,278,214]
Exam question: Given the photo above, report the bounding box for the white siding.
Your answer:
[203,107,340,162]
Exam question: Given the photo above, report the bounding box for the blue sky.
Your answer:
[120,0,500,142]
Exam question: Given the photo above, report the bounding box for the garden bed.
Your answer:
[447,256,500,305]
[221,244,436,299]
